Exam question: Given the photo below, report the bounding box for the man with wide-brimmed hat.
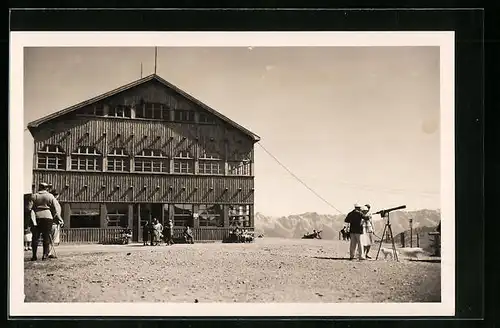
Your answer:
[27,182,61,260]
[344,203,366,260]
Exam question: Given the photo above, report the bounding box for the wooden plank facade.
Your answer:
[27,74,259,242]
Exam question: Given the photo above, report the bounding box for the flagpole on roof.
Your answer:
[154,47,158,74]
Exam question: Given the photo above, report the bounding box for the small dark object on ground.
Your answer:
[194,299,199,303]
[126,253,131,255]
[302,230,322,239]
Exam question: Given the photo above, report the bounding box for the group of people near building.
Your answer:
[226,227,254,243]
[142,218,194,246]
[344,203,376,260]
[25,182,63,261]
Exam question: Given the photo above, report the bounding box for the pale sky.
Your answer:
[23,46,441,216]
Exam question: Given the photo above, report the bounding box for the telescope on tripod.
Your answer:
[373,205,406,261]
[373,205,407,217]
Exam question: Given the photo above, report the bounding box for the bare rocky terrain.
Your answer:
[24,238,440,303]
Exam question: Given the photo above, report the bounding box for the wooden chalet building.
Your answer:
[27,74,259,243]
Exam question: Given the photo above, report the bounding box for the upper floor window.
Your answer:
[228,161,251,176]
[107,148,130,172]
[134,149,168,173]
[230,151,251,162]
[37,145,65,170]
[173,150,194,174]
[80,104,105,116]
[198,150,223,175]
[136,102,169,120]
[174,110,195,122]
[198,112,216,124]
[176,150,192,159]
[109,105,132,118]
[227,151,252,176]
[71,146,102,171]
[199,150,220,160]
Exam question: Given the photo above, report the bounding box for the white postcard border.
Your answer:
[9,31,455,317]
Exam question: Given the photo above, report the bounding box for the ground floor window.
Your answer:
[228,205,251,227]
[198,204,224,227]
[106,203,128,227]
[70,203,100,228]
[173,204,194,227]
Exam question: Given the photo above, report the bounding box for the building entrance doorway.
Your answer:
[135,203,168,242]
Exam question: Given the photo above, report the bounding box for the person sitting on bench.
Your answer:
[183,224,194,244]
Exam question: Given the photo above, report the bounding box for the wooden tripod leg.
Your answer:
[375,223,388,260]
[388,224,398,262]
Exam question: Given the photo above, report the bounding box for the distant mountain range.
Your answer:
[254,209,441,240]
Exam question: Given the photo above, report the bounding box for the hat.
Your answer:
[361,205,368,212]
[354,203,361,208]
[39,182,49,188]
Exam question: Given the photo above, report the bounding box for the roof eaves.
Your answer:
[152,75,261,142]
[26,74,261,142]
[26,74,156,129]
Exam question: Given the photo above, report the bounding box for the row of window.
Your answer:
[39,155,250,175]
[37,146,252,175]
[66,203,251,228]
[81,103,216,124]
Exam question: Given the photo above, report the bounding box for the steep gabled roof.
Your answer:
[27,74,260,142]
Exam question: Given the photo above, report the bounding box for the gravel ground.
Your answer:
[24,238,441,303]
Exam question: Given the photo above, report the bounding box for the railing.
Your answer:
[60,228,123,244]
[60,227,254,244]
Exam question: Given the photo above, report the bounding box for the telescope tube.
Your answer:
[373,205,407,215]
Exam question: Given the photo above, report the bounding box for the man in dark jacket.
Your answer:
[344,204,366,260]
[27,182,61,260]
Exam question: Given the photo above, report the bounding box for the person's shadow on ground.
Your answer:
[312,256,352,261]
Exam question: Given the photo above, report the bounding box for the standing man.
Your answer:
[344,203,365,260]
[165,217,174,246]
[27,182,61,261]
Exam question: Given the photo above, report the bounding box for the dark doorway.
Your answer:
[135,203,164,242]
